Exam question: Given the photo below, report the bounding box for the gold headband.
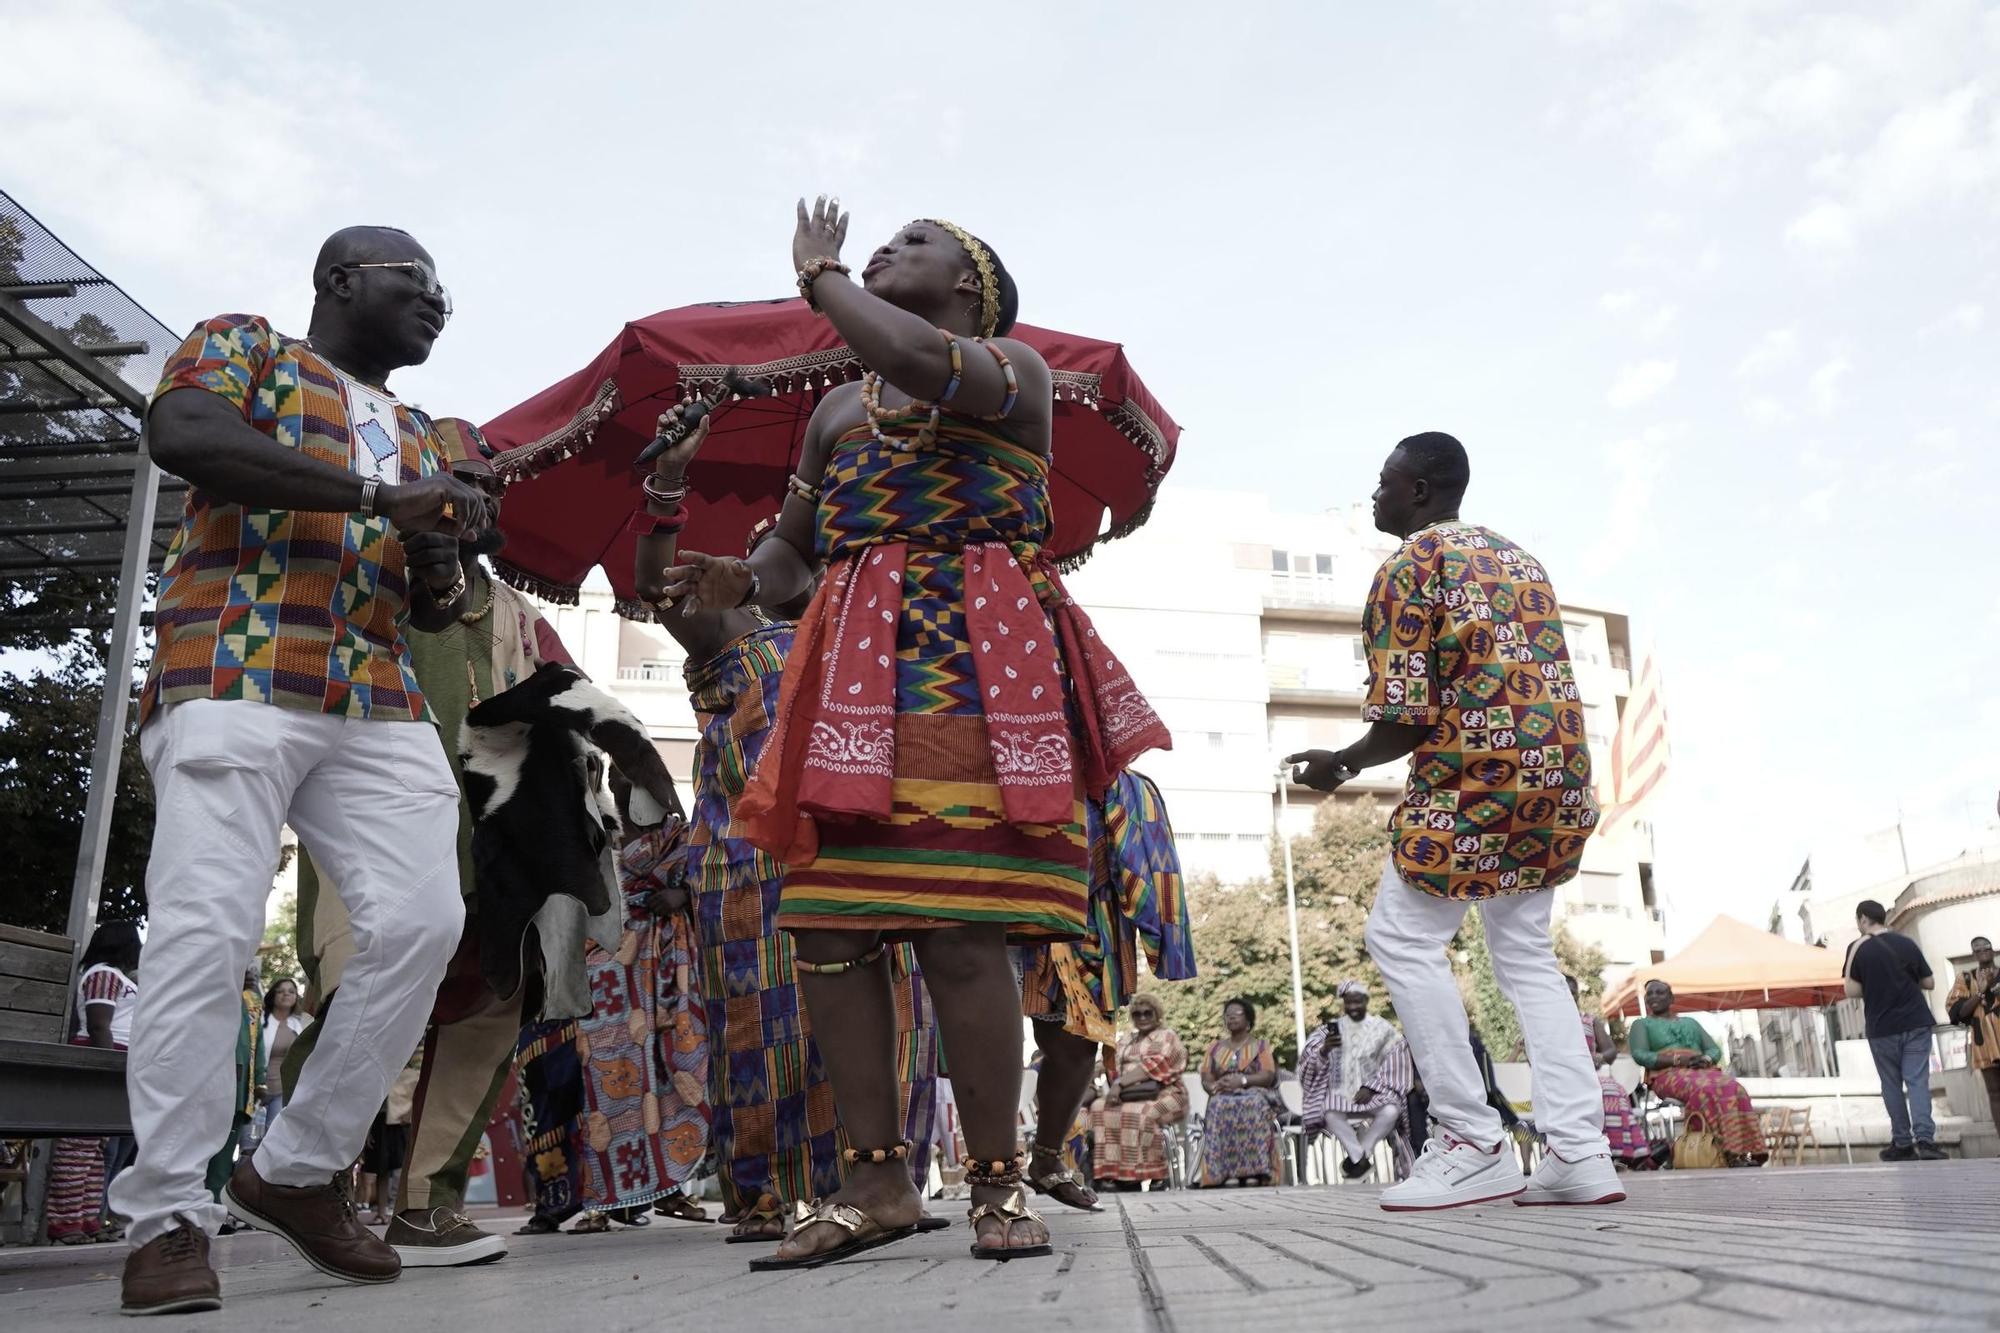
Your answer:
[922,218,999,339]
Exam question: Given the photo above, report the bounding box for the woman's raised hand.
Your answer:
[794,194,849,273]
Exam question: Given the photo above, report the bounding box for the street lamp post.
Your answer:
[1276,769,1309,1062]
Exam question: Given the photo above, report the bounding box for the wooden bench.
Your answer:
[0,926,130,1138]
[0,924,71,1044]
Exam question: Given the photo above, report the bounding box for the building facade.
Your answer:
[538,485,1667,985]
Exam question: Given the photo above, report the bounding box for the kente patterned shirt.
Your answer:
[142,314,446,724]
[1362,521,1597,899]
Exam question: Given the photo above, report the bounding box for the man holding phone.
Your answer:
[113,227,494,1315]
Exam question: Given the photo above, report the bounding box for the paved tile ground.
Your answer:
[7,1162,1999,1330]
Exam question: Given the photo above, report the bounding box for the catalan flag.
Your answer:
[1602,652,1669,834]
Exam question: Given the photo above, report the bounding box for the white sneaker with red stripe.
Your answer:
[1514,1150,1625,1206]
[1379,1131,1524,1211]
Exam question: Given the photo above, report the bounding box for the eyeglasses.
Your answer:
[343,260,453,322]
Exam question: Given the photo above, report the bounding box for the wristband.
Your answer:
[627,505,688,537]
[359,477,382,517]
[734,567,762,609]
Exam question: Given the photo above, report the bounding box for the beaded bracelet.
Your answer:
[797,258,850,314]
[642,472,689,505]
[974,338,1019,420]
[936,328,964,403]
[786,473,822,505]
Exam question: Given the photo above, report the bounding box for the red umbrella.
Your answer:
[480,297,1179,613]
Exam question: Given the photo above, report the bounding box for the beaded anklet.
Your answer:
[963,1154,1027,1188]
[841,1139,914,1166]
[791,943,888,976]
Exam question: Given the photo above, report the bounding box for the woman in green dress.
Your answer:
[1628,981,1767,1166]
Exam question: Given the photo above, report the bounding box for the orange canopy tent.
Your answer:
[1600,914,1848,1016]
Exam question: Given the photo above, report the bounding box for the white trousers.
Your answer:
[111,699,463,1246]
[1327,1101,1402,1163]
[1364,860,1607,1160]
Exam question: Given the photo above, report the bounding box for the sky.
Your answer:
[4,0,1997,943]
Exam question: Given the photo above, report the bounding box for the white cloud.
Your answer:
[1745,396,1794,428]
[1763,63,1850,128]
[1808,355,1852,415]
[1639,304,1680,339]
[1606,359,1678,409]
[1784,200,1857,257]
[1599,289,1638,313]
[1736,328,1800,378]
[1584,425,1679,571]
[1922,302,1985,335]
[1845,82,1998,223]
[1800,485,1839,523]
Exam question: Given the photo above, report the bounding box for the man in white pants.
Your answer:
[1286,431,1619,1212]
[112,227,494,1316]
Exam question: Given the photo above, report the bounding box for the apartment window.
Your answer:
[1270,548,1289,572]
[1316,554,1333,575]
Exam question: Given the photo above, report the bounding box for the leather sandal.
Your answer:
[723,1193,789,1244]
[1027,1161,1102,1213]
[967,1186,1054,1261]
[746,1198,918,1272]
[653,1193,711,1223]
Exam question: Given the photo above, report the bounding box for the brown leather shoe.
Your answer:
[120,1214,221,1316]
[223,1158,400,1285]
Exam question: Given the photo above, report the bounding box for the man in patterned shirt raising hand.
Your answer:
[113,227,494,1316]
[1285,432,1615,1213]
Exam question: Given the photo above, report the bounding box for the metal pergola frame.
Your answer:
[0,194,181,1228]
[0,285,165,946]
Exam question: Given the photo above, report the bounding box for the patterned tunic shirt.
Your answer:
[141,314,446,724]
[1362,521,1597,899]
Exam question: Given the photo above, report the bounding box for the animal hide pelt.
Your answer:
[460,662,678,1005]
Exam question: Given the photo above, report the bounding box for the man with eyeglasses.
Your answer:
[115,226,496,1316]
[284,419,645,1268]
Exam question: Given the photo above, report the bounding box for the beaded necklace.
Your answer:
[859,331,1020,453]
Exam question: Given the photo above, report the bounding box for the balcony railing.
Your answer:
[616,665,680,684]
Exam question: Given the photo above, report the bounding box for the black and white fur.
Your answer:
[460,662,682,1004]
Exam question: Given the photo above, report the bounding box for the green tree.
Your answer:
[259,890,304,991]
[1452,906,1608,1060]
[1150,797,1607,1068]
[1154,800,1389,1066]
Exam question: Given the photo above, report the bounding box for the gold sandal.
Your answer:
[745,1197,918,1272]
[1027,1161,1103,1213]
[967,1186,1055,1261]
[723,1193,788,1244]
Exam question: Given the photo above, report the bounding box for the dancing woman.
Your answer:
[633,426,936,1241]
[664,198,1169,1265]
